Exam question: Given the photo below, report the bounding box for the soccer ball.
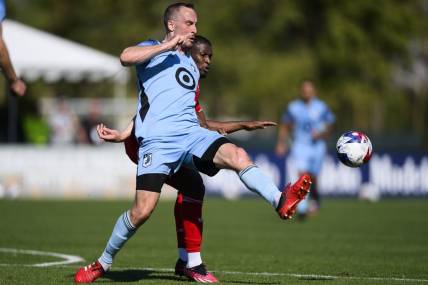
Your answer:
[336,131,372,167]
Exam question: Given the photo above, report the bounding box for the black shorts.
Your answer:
[192,137,230,177]
[167,167,205,200]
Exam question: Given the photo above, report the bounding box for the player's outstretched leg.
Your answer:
[276,173,312,219]
[213,143,311,219]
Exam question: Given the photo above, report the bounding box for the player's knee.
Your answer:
[233,147,252,168]
[223,146,249,167]
[216,144,252,170]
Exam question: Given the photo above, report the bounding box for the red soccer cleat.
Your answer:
[74,261,105,283]
[184,263,219,283]
[277,173,312,220]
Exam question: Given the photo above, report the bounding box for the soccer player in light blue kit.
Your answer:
[276,80,335,219]
[74,3,311,283]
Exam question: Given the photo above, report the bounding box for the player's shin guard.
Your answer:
[98,211,136,270]
[239,165,281,208]
[182,195,203,254]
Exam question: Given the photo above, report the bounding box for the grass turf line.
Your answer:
[0,198,427,284]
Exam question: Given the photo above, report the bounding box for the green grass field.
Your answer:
[1,198,428,285]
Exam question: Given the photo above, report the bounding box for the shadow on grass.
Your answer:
[103,269,180,282]
[99,269,281,284]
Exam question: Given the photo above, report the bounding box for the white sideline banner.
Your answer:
[1,146,428,199]
[0,145,135,199]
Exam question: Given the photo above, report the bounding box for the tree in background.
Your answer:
[6,0,428,148]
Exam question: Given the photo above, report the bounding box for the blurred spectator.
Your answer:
[47,97,85,145]
[80,99,106,145]
[0,0,26,97]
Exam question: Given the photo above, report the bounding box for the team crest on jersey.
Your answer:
[142,153,152,168]
[175,67,195,90]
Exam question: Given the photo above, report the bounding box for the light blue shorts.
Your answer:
[137,127,225,176]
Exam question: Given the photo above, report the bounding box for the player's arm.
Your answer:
[275,106,294,156]
[275,122,292,156]
[120,44,170,66]
[206,120,277,135]
[195,104,275,134]
[196,110,209,129]
[120,34,192,66]
[0,24,26,97]
[96,119,134,143]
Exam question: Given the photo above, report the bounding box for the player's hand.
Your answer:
[163,34,185,50]
[163,33,194,50]
[10,79,26,97]
[311,130,324,141]
[96,123,122,143]
[243,121,277,131]
[275,143,288,157]
[216,128,227,135]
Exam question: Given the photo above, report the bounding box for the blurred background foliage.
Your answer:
[4,0,428,149]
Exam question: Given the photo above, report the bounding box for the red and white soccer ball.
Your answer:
[336,131,372,167]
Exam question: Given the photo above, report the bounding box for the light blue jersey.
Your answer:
[134,40,224,176]
[0,0,6,21]
[135,40,200,141]
[281,97,335,174]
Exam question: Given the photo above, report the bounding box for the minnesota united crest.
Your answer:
[142,153,152,168]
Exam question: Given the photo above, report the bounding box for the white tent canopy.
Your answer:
[3,20,129,84]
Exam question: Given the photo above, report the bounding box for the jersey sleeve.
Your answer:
[194,82,203,113]
[135,40,160,73]
[137,39,159,47]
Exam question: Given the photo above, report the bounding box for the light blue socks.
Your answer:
[239,165,281,208]
[98,211,136,270]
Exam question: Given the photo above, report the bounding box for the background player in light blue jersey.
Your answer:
[276,80,335,219]
[75,3,311,283]
[0,0,26,97]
